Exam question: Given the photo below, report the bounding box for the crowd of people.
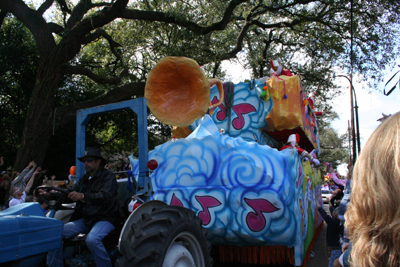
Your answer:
[318,111,400,267]
[0,155,130,211]
[1,160,36,209]
[0,159,57,210]
[318,162,352,267]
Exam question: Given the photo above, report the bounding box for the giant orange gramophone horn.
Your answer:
[145,56,224,127]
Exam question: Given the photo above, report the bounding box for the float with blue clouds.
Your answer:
[130,57,324,266]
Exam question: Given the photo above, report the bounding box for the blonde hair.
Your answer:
[346,111,400,267]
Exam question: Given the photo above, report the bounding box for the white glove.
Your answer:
[312,158,320,166]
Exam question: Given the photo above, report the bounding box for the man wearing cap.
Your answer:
[43,147,119,267]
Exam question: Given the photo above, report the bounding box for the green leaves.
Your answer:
[2,0,400,172]
[318,112,350,169]
[0,17,39,164]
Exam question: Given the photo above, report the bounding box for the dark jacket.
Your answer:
[53,166,120,227]
[330,190,344,208]
[318,206,343,248]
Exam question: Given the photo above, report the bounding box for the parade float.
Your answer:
[0,57,324,267]
[128,57,325,266]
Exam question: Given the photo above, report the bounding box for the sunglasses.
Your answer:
[13,188,21,194]
[83,158,96,163]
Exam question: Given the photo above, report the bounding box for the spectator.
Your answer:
[335,111,400,267]
[104,163,111,170]
[325,163,346,191]
[49,175,56,187]
[42,174,49,185]
[0,169,10,185]
[41,147,120,267]
[334,243,351,267]
[0,156,5,175]
[8,167,37,207]
[0,171,6,185]
[336,164,352,247]
[12,171,20,179]
[11,161,36,191]
[317,201,344,267]
[67,173,76,181]
[119,161,128,178]
[332,164,353,267]
[321,182,330,190]
[329,189,343,208]
[26,192,48,214]
[0,179,11,208]
[27,167,47,195]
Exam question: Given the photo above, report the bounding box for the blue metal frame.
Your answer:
[76,98,152,198]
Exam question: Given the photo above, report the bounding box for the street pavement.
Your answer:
[306,203,329,267]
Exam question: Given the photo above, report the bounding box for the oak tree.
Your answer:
[0,0,398,170]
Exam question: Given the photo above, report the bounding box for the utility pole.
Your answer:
[348,120,352,163]
[334,74,359,165]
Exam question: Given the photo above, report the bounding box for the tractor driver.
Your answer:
[40,147,120,267]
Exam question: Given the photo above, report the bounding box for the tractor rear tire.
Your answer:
[116,205,213,267]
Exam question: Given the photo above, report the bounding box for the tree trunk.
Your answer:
[13,57,62,171]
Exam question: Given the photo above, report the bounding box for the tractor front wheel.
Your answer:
[116,205,213,267]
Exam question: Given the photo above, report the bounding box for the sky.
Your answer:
[331,72,400,149]
[221,59,400,175]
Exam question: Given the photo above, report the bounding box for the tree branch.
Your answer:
[54,81,146,129]
[56,0,72,14]
[68,0,129,39]
[215,20,253,62]
[252,19,302,30]
[0,0,56,54]
[38,0,54,15]
[257,30,275,77]
[62,65,128,85]
[91,2,113,8]
[47,22,64,35]
[65,0,93,30]
[81,28,122,63]
[121,0,247,35]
